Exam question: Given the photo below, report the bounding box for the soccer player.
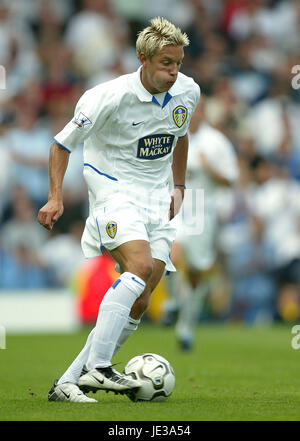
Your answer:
[167,97,239,350]
[38,17,200,402]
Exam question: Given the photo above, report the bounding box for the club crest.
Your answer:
[72,112,92,129]
[173,106,188,128]
[106,221,117,239]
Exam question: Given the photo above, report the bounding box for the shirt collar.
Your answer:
[131,66,185,107]
[167,74,186,97]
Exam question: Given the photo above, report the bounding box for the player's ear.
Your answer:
[138,52,147,66]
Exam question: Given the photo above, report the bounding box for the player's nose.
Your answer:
[169,65,178,77]
[168,62,179,78]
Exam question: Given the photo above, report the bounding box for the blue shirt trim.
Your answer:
[162,92,172,108]
[152,96,161,106]
[84,163,118,181]
[53,138,71,153]
[152,92,173,108]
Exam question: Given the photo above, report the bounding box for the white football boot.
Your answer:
[78,366,141,394]
[48,380,97,403]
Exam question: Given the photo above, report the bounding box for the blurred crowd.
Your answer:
[0,0,299,324]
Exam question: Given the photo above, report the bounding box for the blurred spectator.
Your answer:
[112,0,194,31]
[248,72,298,157]
[39,42,77,119]
[40,221,85,287]
[227,0,300,52]
[0,193,50,288]
[0,0,41,102]
[0,126,12,221]
[247,158,300,310]
[0,246,49,289]
[228,36,271,105]
[7,0,73,27]
[30,0,74,44]
[0,191,48,254]
[64,0,129,79]
[4,107,51,207]
[204,76,249,144]
[219,215,276,324]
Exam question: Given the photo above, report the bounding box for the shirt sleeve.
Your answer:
[53,85,115,153]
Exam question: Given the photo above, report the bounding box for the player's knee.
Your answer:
[126,260,153,283]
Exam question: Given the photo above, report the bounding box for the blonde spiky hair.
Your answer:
[136,17,189,59]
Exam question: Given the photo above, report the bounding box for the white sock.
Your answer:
[57,328,95,385]
[57,274,145,383]
[113,316,140,357]
[86,272,145,369]
[57,315,140,385]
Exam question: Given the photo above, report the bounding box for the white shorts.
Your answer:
[81,192,177,272]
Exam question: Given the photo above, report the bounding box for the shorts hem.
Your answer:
[100,235,149,252]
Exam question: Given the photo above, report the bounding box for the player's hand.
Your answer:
[169,188,184,220]
[38,199,64,230]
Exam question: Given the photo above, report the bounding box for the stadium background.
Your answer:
[0,0,300,334]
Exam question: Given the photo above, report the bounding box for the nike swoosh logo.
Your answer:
[131,276,145,287]
[132,121,144,126]
[61,390,70,399]
[92,375,104,384]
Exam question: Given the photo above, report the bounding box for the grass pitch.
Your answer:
[0,323,299,421]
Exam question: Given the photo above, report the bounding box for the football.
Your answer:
[123,353,175,402]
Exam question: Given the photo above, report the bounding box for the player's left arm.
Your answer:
[169,134,188,220]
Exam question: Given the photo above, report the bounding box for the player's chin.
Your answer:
[156,81,173,93]
[163,82,175,91]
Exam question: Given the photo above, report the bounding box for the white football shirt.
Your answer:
[54,66,200,207]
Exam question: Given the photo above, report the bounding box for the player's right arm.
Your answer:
[38,142,69,230]
[38,84,116,231]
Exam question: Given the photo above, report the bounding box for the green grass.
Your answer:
[0,323,300,421]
